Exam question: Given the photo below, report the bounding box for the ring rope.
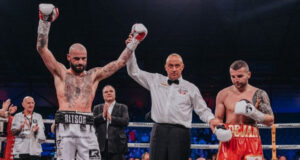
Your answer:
[1,119,300,150]
[126,143,300,150]
[2,118,300,129]
[0,137,299,150]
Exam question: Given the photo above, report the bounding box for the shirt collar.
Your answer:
[167,76,183,84]
[109,100,116,108]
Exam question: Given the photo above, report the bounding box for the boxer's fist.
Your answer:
[39,3,59,22]
[131,23,148,41]
[214,124,232,142]
[235,99,265,123]
[127,23,148,51]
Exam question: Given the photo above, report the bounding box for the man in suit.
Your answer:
[93,85,129,160]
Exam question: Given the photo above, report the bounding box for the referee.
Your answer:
[126,47,219,160]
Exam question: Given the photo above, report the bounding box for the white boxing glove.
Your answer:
[38,3,59,35]
[234,99,265,123]
[215,124,232,142]
[127,23,148,51]
[39,3,59,22]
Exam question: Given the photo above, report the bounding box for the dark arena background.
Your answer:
[0,0,300,159]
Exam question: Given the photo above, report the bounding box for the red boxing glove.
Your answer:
[127,23,148,51]
[39,3,59,22]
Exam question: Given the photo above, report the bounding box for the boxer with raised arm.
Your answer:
[36,3,147,160]
[214,60,274,160]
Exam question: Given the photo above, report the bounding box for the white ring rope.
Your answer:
[127,143,300,150]
[1,118,300,150]
[2,118,300,129]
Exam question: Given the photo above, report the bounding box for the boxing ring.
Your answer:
[1,119,300,158]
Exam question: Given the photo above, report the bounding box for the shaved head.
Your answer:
[67,43,88,73]
[166,53,183,63]
[165,53,184,80]
[22,96,35,114]
[23,96,34,102]
[69,43,87,55]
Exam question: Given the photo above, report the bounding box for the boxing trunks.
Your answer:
[55,111,101,160]
[217,124,263,160]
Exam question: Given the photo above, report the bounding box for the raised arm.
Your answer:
[36,4,64,78]
[95,23,148,81]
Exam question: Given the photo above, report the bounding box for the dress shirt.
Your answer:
[127,53,215,128]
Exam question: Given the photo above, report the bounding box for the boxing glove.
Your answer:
[127,23,148,51]
[38,4,59,35]
[39,3,59,22]
[215,124,232,142]
[235,99,265,123]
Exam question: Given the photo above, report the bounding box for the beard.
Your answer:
[70,63,86,73]
[234,82,246,89]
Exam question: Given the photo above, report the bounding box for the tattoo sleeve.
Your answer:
[37,20,51,50]
[253,89,274,115]
[100,49,133,79]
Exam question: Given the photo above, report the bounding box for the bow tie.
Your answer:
[167,79,179,85]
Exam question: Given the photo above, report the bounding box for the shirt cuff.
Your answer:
[207,115,215,123]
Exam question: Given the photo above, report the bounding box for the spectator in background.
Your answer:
[11,96,46,160]
[211,153,217,160]
[128,129,137,142]
[279,155,287,160]
[93,85,129,160]
[141,152,150,160]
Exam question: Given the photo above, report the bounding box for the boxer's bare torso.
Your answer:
[217,85,259,125]
[216,84,274,125]
[54,68,100,112]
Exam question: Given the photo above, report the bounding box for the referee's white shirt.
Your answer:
[127,53,215,128]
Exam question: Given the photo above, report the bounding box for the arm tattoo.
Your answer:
[252,89,273,115]
[101,50,133,78]
[102,61,120,78]
[37,20,50,50]
[118,50,132,64]
[37,34,48,50]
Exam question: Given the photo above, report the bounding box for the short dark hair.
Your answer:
[230,60,249,71]
[102,85,115,92]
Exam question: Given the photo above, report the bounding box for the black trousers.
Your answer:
[149,123,191,160]
[101,139,125,160]
[14,154,41,160]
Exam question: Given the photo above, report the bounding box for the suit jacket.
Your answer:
[93,102,129,154]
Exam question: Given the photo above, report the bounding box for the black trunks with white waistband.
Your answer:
[55,111,94,125]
